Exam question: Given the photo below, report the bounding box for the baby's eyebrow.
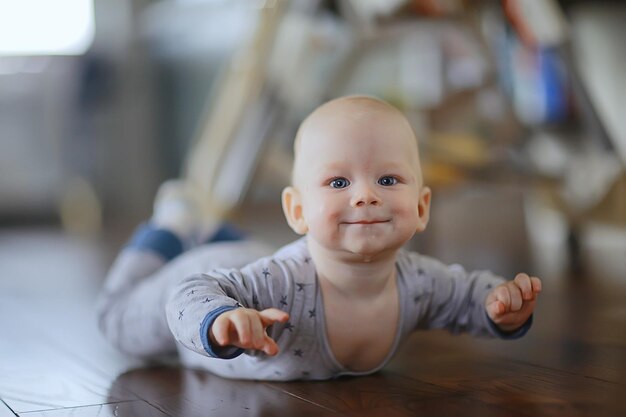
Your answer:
[314,164,348,178]
[316,161,415,176]
[376,161,414,172]
[319,162,346,172]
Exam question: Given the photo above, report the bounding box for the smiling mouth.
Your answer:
[343,220,391,225]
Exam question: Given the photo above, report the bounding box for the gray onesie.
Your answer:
[98,229,530,381]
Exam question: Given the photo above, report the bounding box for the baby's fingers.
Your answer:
[230,311,256,347]
[531,276,542,294]
[486,298,506,318]
[259,308,290,326]
[505,281,524,312]
[513,273,533,300]
[211,309,256,348]
[211,313,235,346]
[487,283,523,318]
[261,335,281,356]
[514,273,542,300]
[210,308,288,354]
[485,284,508,319]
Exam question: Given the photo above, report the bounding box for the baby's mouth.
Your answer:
[343,219,391,225]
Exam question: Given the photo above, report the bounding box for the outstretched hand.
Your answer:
[485,273,542,333]
[210,307,289,356]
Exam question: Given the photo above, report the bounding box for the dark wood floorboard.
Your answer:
[109,367,339,416]
[18,401,170,417]
[268,371,518,416]
[1,185,625,416]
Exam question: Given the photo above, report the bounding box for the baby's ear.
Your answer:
[282,186,308,235]
[415,186,431,233]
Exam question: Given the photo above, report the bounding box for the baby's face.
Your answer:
[288,100,430,259]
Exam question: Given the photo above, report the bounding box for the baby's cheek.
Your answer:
[307,207,341,241]
[394,204,420,231]
[314,201,341,224]
[394,202,418,219]
[324,213,343,240]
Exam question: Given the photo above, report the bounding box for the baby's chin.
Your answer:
[307,232,408,263]
[336,239,404,263]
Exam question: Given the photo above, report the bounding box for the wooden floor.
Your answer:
[1,185,625,416]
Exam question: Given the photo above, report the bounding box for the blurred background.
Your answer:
[0,0,624,281]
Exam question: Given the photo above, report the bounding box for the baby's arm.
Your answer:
[210,307,289,356]
[407,253,538,338]
[166,254,297,359]
[485,273,542,332]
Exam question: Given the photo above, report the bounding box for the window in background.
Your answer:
[0,0,94,56]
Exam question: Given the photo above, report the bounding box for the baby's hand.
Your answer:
[485,273,542,333]
[209,307,289,356]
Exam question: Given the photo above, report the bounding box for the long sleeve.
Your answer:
[165,251,306,359]
[399,251,530,339]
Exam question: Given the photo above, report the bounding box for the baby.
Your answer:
[98,96,541,381]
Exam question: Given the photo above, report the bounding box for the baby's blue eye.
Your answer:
[329,178,350,189]
[378,176,398,186]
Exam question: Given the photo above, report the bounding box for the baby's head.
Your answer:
[282,96,431,260]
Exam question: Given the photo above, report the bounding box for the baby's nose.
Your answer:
[351,186,381,207]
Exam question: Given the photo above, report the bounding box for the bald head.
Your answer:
[292,96,422,188]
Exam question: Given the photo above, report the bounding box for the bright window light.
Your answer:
[0,0,94,56]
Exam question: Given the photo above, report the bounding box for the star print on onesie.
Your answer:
[166,237,532,381]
